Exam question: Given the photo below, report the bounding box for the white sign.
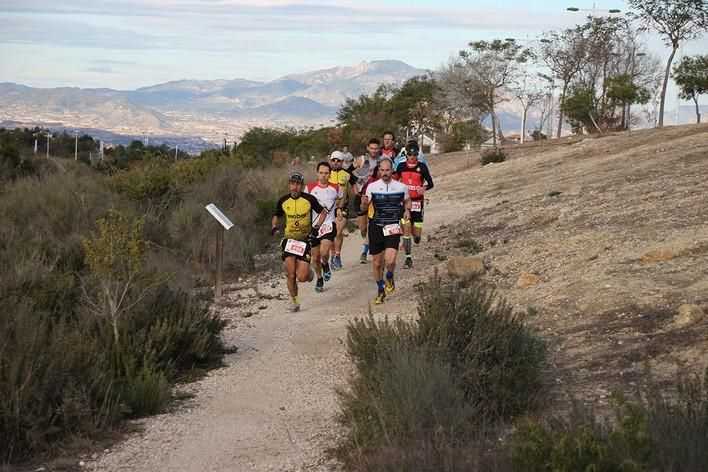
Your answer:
[205,203,234,230]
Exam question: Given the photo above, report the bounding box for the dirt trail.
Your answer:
[87,195,465,472]
[88,124,708,471]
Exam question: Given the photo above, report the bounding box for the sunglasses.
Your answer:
[406,152,417,156]
[330,158,342,162]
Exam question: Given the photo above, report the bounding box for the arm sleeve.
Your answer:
[274,195,286,217]
[421,163,434,190]
[347,170,358,186]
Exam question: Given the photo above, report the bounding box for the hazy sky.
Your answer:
[0,0,706,91]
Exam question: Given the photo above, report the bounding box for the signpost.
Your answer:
[205,203,234,299]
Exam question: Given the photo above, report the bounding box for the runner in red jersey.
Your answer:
[393,141,434,269]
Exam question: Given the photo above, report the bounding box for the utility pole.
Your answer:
[175,145,179,162]
[74,131,79,161]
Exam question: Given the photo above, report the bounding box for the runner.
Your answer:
[352,138,383,264]
[328,151,358,269]
[394,141,434,269]
[394,136,428,167]
[271,171,328,312]
[341,145,354,169]
[379,131,399,160]
[305,161,344,292]
[361,158,411,305]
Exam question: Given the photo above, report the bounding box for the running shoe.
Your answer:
[315,278,324,293]
[404,257,413,269]
[323,265,332,282]
[384,276,395,295]
[374,290,386,305]
[331,255,342,270]
[360,253,367,264]
[289,298,301,312]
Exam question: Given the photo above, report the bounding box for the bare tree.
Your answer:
[540,25,590,137]
[513,79,547,143]
[459,39,531,147]
[627,0,708,127]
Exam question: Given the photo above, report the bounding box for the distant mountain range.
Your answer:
[1,59,704,152]
[0,60,427,149]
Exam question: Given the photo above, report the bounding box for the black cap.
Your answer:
[288,171,304,183]
[405,142,419,155]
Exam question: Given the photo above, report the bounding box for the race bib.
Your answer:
[383,224,402,236]
[411,200,422,212]
[318,222,333,237]
[284,239,307,256]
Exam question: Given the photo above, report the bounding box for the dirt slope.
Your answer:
[86,124,708,471]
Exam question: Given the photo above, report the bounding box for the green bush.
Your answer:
[480,148,507,165]
[416,276,547,418]
[509,367,708,472]
[335,276,546,470]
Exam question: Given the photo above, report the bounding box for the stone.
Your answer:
[642,249,673,263]
[674,304,704,329]
[516,273,540,288]
[447,256,485,278]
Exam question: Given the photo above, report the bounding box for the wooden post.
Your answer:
[215,225,224,299]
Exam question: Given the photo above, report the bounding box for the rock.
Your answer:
[642,249,673,263]
[516,273,540,288]
[447,256,485,278]
[674,304,704,329]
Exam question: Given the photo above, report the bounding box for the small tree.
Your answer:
[459,39,532,147]
[627,0,708,128]
[82,209,156,352]
[672,54,708,123]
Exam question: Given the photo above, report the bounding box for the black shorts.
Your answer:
[368,222,401,256]
[310,225,337,247]
[409,200,424,224]
[280,238,312,263]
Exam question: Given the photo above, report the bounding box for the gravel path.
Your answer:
[86,199,460,472]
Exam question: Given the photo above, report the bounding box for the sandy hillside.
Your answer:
[86,123,708,471]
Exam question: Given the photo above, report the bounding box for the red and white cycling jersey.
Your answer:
[305,182,343,226]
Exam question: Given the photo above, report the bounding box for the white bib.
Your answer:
[318,222,333,237]
[411,200,422,212]
[284,239,307,256]
[383,224,402,236]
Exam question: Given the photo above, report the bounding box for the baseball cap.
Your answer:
[288,171,304,183]
[330,150,344,161]
[405,142,420,155]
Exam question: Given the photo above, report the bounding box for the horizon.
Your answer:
[1,1,706,92]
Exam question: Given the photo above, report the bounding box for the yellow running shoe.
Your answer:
[374,290,386,305]
[384,276,395,295]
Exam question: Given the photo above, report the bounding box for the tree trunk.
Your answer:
[491,108,497,147]
[556,81,569,138]
[521,108,528,144]
[658,45,678,128]
[694,96,701,123]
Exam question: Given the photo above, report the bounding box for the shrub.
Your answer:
[509,367,708,472]
[480,148,507,165]
[335,275,546,470]
[416,276,548,418]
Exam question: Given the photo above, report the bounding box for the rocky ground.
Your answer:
[80,123,707,471]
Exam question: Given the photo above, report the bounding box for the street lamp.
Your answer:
[567,4,621,15]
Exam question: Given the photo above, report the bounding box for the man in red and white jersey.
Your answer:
[305,161,344,293]
[379,131,399,160]
[394,141,434,269]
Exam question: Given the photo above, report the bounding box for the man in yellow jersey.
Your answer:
[271,172,328,312]
[328,150,358,269]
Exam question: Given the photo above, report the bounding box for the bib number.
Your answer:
[411,200,422,212]
[284,239,307,256]
[318,222,333,237]
[383,224,402,236]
